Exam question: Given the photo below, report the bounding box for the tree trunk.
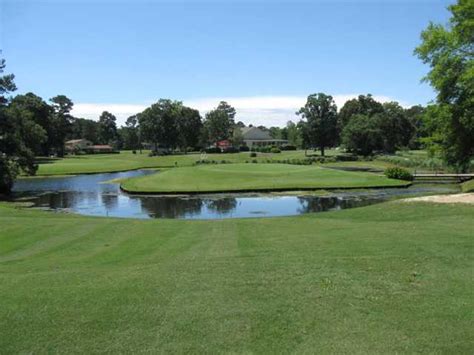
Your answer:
[320,145,325,157]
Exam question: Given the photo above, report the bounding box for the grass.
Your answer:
[34,149,391,176]
[461,179,474,192]
[121,163,408,193]
[0,201,473,353]
[35,150,314,175]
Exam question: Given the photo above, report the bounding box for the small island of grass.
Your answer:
[121,163,409,194]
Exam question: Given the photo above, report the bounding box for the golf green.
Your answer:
[121,163,408,193]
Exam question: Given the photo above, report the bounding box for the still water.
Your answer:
[12,170,458,220]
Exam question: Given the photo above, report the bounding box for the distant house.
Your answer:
[65,139,115,154]
[65,139,93,152]
[240,127,288,148]
[87,145,114,154]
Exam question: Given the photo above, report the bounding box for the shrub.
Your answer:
[205,147,221,154]
[252,159,258,163]
[256,146,271,153]
[132,150,137,154]
[250,152,257,158]
[223,146,239,154]
[270,147,281,153]
[239,146,250,152]
[281,144,297,151]
[384,167,413,181]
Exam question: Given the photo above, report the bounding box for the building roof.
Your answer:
[89,145,113,149]
[240,126,272,140]
[65,139,89,144]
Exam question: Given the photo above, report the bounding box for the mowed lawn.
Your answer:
[0,202,473,353]
[121,163,407,193]
[35,150,393,176]
[35,150,296,175]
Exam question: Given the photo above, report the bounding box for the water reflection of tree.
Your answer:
[101,193,119,211]
[206,198,237,214]
[34,191,99,209]
[138,197,204,218]
[297,196,341,214]
[297,196,379,214]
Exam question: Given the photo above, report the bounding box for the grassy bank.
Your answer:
[34,149,464,177]
[461,179,474,192]
[0,202,472,353]
[121,163,407,193]
[35,150,391,176]
[35,150,314,175]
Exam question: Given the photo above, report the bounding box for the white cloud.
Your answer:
[72,94,409,127]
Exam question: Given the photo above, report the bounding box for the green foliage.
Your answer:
[231,125,244,146]
[384,167,414,181]
[98,111,118,145]
[70,117,100,144]
[118,115,141,151]
[377,102,416,153]
[297,93,338,156]
[285,121,302,147]
[250,152,257,158]
[414,0,474,171]
[340,101,419,156]
[342,114,382,156]
[0,157,19,193]
[0,59,46,192]
[203,101,236,144]
[270,147,281,153]
[176,106,202,152]
[49,95,74,156]
[338,94,384,129]
[461,179,474,192]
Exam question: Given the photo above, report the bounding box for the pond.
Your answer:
[12,170,459,220]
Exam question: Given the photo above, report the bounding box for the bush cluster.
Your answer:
[250,145,283,153]
[384,167,413,181]
[223,147,239,153]
[204,147,221,154]
[281,145,297,151]
[195,159,232,165]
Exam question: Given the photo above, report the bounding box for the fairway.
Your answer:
[35,151,292,175]
[35,150,395,176]
[121,163,407,193]
[0,202,473,353]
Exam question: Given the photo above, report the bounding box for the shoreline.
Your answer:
[120,182,412,196]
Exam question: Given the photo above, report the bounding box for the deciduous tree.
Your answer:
[415,0,474,171]
[297,93,338,156]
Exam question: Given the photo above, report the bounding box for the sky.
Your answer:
[2,0,453,127]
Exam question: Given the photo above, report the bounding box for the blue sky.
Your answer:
[2,0,452,126]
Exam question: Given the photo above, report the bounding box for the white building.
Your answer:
[240,127,288,148]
